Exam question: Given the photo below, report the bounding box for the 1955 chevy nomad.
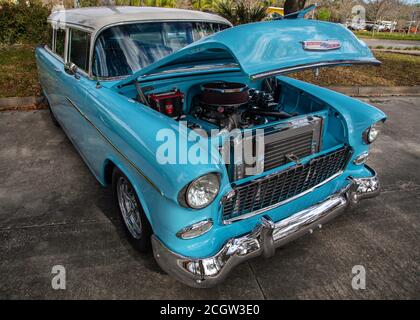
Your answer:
[36,6,386,287]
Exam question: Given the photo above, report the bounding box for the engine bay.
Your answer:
[190,81,299,131]
[126,76,348,180]
[142,79,300,132]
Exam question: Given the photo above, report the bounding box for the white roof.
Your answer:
[48,6,232,31]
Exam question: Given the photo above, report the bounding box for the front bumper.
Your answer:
[151,167,380,288]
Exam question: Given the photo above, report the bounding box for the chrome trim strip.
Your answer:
[223,170,343,224]
[48,20,95,32]
[43,45,64,64]
[139,63,241,80]
[353,152,369,165]
[65,97,163,196]
[250,59,381,80]
[176,219,214,240]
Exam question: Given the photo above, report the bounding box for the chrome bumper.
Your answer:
[152,168,380,288]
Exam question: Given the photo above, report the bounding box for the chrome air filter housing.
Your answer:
[200,82,249,107]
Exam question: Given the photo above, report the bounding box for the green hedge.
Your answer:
[0,0,50,45]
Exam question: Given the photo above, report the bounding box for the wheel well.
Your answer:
[104,160,153,229]
[104,160,116,185]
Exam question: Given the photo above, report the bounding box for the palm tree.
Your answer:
[141,0,177,7]
[191,0,215,11]
[215,0,268,25]
[215,0,236,22]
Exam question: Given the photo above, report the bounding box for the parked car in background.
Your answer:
[379,21,397,32]
[346,19,365,31]
[36,6,386,288]
[365,22,375,31]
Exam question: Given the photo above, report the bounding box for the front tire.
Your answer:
[112,168,152,252]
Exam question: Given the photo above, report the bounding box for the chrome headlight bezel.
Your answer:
[179,173,221,210]
[363,120,384,144]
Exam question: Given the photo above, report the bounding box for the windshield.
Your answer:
[92,21,230,78]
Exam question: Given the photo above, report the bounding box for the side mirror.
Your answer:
[64,62,79,79]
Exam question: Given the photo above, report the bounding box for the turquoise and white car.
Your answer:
[36,6,386,287]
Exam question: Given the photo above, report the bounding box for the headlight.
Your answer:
[363,121,384,144]
[182,173,220,209]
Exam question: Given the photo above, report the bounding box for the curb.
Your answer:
[1,86,419,111]
[371,49,420,56]
[327,86,420,97]
[0,96,46,111]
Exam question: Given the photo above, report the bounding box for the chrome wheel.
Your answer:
[116,176,142,239]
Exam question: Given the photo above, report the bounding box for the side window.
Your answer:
[69,29,91,72]
[55,28,66,58]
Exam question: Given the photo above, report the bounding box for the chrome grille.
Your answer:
[227,116,323,181]
[222,146,351,222]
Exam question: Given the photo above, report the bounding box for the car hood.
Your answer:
[114,19,379,88]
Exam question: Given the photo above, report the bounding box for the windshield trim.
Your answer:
[89,19,231,80]
[140,62,240,78]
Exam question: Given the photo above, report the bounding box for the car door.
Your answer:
[36,26,68,122]
[57,28,106,179]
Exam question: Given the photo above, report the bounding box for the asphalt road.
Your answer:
[0,96,419,299]
[362,38,420,49]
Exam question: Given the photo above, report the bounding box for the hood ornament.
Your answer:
[302,40,341,51]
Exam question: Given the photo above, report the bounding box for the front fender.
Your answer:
[277,76,387,159]
[91,86,227,202]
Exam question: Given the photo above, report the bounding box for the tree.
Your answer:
[317,7,331,21]
[191,0,215,11]
[336,0,359,24]
[215,0,268,25]
[364,0,397,23]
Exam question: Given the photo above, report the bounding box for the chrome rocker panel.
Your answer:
[151,166,380,288]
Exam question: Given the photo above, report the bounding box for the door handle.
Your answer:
[54,68,61,73]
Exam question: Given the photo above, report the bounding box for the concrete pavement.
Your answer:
[0,96,419,299]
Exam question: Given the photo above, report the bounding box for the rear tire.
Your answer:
[112,167,152,253]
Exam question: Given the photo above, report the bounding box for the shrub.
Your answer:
[0,0,50,45]
[215,0,267,25]
[316,7,331,22]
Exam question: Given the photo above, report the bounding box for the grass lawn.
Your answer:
[0,44,40,98]
[0,45,419,98]
[354,30,420,41]
[291,51,420,87]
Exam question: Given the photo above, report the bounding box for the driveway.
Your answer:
[362,38,420,49]
[0,96,419,299]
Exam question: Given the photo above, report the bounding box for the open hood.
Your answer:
[114,18,379,88]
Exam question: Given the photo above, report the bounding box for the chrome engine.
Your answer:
[190,81,297,131]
